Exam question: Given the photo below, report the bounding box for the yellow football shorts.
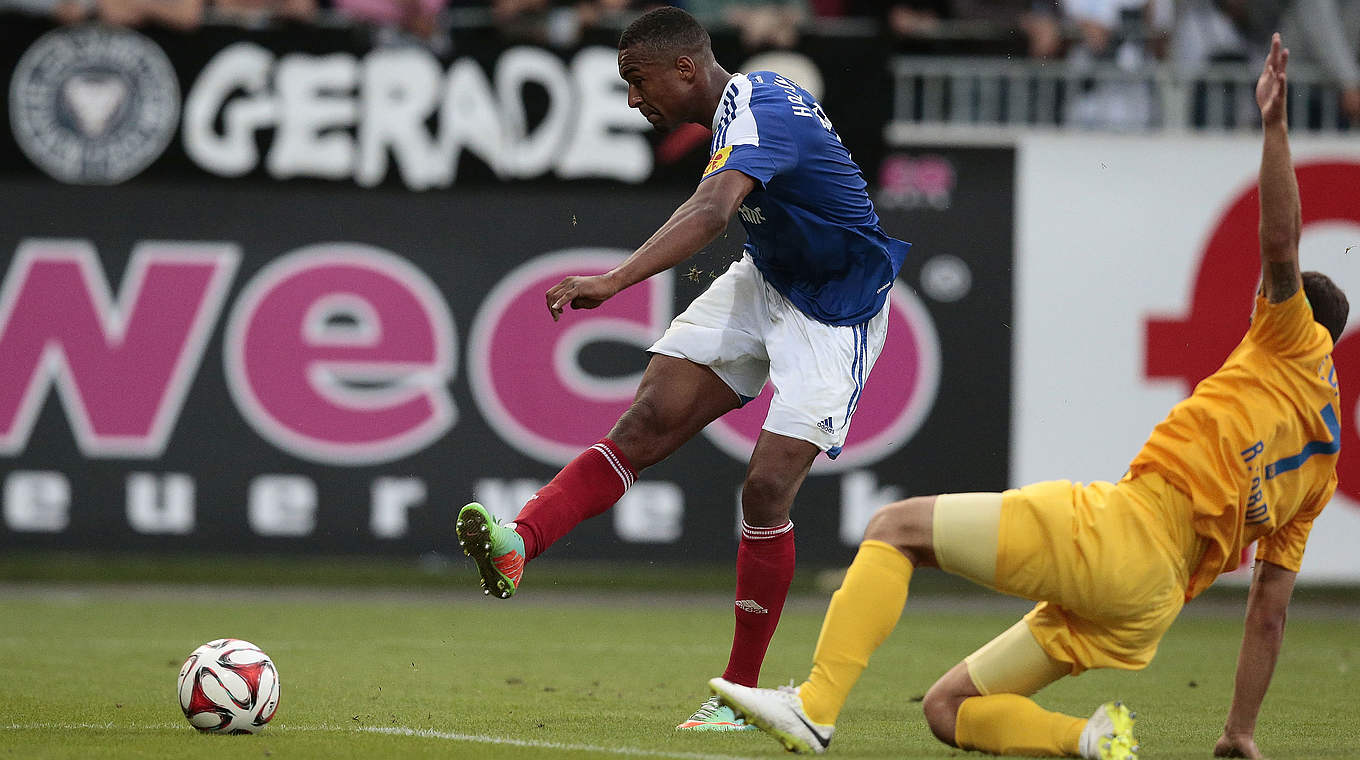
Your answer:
[935,473,1205,676]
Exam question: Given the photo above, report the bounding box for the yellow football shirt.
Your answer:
[1128,289,1340,599]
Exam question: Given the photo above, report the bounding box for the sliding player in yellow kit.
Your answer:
[709,34,1348,759]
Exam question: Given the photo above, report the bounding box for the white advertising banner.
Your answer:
[1015,134,1360,583]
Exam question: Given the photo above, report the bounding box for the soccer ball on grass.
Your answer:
[176,638,280,733]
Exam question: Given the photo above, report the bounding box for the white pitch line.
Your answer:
[359,726,756,759]
[2,722,183,731]
[1,722,757,760]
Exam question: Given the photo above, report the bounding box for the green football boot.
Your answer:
[456,502,526,599]
[676,695,757,732]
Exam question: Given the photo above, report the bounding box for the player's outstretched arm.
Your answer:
[545,170,757,321]
[1256,32,1303,304]
[1213,559,1297,759]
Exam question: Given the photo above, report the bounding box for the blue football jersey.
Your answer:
[703,72,911,326]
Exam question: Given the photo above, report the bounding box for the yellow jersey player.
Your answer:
[709,33,1349,760]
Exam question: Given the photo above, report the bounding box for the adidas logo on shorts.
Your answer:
[817,417,835,435]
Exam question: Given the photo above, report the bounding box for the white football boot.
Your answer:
[708,677,834,754]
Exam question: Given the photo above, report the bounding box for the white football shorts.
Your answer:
[648,255,889,457]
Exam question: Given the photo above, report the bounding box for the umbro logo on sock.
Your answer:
[817,417,835,435]
[735,599,769,614]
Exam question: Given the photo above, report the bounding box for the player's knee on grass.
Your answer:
[921,663,975,747]
[863,496,936,567]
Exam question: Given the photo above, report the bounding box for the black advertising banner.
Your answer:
[0,15,890,190]
[0,12,1011,561]
[0,17,665,187]
[0,146,1012,561]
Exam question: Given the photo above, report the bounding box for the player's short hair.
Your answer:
[1303,270,1349,344]
[618,7,711,58]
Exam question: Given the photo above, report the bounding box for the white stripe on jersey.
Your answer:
[711,74,759,153]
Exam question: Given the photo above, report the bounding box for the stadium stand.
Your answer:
[1,0,1353,134]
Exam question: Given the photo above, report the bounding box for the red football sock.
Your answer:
[721,520,796,687]
[513,438,636,561]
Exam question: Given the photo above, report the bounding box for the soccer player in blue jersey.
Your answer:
[455,6,912,730]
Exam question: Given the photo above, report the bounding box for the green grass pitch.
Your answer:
[0,585,1355,759]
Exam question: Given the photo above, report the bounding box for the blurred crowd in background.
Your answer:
[3,0,1358,126]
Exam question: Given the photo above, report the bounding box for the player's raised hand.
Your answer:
[1256,33,1289,127]
[1214,731,1264,759]
[545,273,620,321]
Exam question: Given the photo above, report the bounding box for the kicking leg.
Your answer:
[459,355,737,598]
[511,353,737,557]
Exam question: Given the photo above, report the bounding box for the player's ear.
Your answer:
[676,55,696,81]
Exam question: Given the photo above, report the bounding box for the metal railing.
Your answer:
[887,56,1355,145]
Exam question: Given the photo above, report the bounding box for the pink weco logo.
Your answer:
[224,244,456,465]
[1,241,940,470]
[0,240,455,466]
[0,241,238,457]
